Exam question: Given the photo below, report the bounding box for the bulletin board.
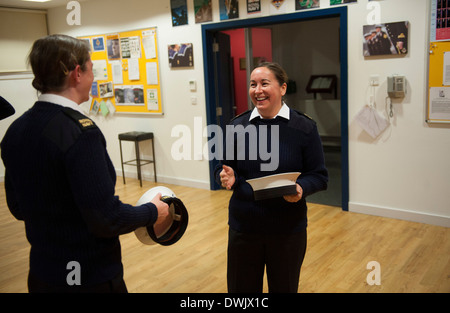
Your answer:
[427,0,450,123]
[79,27,163,115]
[427,42,450,123]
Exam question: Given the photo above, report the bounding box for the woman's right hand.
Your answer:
[219,165,235,190]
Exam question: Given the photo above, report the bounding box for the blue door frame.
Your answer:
[201,6,349,211]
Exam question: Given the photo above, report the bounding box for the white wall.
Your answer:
[346,0,450,227]
[1,0,449,227]
[0,8,48,72]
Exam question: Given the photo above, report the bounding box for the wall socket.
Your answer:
[370,75,380,86]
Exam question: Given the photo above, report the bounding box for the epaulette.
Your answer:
[229,109,252,123]
[62,107,97,131]
[293,109,315,122]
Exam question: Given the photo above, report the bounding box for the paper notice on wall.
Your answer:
[92,60,108,81]
[142,30,157,59]
[429,87,450,121]
[443,52,450,86]
[128,58,140,81]
[120,36,141,59]
[147,89,159,111]
[110,60,123,84]
[146,62,158,85]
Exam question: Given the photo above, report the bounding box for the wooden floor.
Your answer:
[0,178,449,293]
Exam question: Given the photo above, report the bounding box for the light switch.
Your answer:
[189,80,197,91]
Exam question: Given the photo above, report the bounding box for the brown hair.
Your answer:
[254,62,288,87]
[27,34,91,93]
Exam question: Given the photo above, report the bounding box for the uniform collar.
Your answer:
[249,102,290,121]
[38,94,83,113]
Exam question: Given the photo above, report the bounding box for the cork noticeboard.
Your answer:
[79,27,163,115]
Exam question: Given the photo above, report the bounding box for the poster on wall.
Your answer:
[296,0,320,10]
[363,21,409,57]
[428,87,450,121]
[194,0,213,23]
[220,0,239,20]
[120,36,141,59]
[114,85,145,106]
[430,0,450,41]
[270,0,286,14]
[92,37,105,52]
[168,43,194,68]
[247,0,261,14]
[330,0,356,5]
[106,34,120,60]
[171,0,188,27]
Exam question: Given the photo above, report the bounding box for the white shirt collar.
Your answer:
[249,102,290,121]
[38,94,83,113]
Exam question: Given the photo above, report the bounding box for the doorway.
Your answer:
[202,6,349,211]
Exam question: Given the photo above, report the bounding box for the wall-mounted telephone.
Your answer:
[387,75,406,98]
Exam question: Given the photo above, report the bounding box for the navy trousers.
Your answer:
[227,227,307,293]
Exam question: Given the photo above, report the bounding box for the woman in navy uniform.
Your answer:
[216,62,328,293]
[1,35,170,293]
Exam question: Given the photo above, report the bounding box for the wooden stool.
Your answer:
[118,131,156,187]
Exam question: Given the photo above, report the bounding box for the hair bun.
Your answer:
[32,78,44,92]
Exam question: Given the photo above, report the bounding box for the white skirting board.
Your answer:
[349,202,450,228]
[0,171,210,190]
[116,169,210,190]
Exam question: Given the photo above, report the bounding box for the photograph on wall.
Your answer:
[114,85,145,106]
[220,0,239,21]
[171,0,188,27]
[363,21,409,56]
[432,0,450,41]
[296,0,320,10]
[247,0,261,14]
[194,0,213,23]
[168,43,194,68]
[99,82,113,98]
[106,34,120,60]
[330,0,357,5]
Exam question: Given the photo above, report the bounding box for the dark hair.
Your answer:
[28,34,91,93]
[254,62,288,87]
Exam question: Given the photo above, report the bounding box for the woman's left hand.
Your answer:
[283,183,303,203]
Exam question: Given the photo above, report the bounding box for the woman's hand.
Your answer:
[219,165,235,190]
[283,183,303,203]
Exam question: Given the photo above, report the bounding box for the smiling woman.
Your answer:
[249,62,288,119]
[215,61,329,293]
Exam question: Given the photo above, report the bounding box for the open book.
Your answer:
[246,172,301,201]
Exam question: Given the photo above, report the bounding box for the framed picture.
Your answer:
[363,21,409,56]
[168,43,194,68]
[171,0,188,26]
